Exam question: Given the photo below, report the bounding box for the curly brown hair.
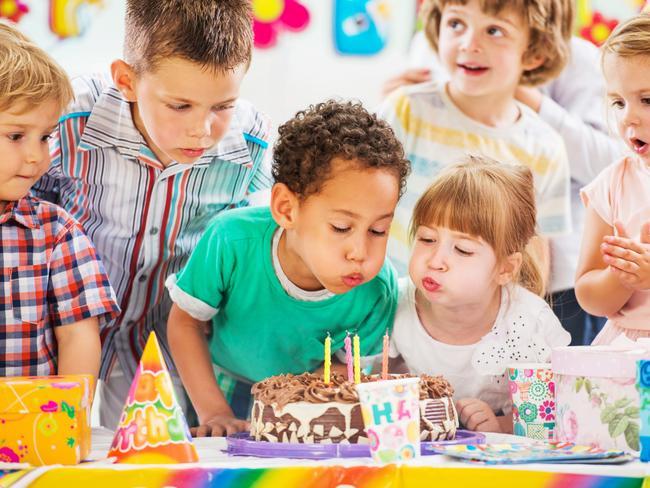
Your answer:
[272,100,410,199]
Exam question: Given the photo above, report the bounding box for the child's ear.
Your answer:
[111,59,138,102]
[270,183,300,229]
[522,52,545,72]
[497,251,523,286]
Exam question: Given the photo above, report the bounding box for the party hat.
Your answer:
[108,332,199,463]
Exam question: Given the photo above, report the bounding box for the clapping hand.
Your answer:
[601,221,650,291]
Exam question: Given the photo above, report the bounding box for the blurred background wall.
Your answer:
[1,0,646,126]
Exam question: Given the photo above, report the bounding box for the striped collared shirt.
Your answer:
[0,195,119,376]
[34,74,272,380]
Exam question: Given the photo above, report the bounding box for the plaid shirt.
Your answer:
[34,75,272,381]
[0,195,120,376]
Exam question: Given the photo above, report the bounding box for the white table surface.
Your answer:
[83,428,649,478]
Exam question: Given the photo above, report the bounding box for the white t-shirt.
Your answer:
[390,278,571,414]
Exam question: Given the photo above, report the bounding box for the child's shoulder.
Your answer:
[517,104,564,144]
[504,284,551,314]
[205,206,275,244]
[230,98,271,145]
[14,196,84,240]
[385,80,447,112]
[64,73,114,116]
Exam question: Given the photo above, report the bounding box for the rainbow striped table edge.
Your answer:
[0,466,647,488]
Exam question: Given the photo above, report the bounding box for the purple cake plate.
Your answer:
[225,430,486,459]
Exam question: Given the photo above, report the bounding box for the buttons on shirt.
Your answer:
[138,275,148,283]
[150,227,159,235]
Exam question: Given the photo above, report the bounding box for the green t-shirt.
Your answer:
[172,206,398,382]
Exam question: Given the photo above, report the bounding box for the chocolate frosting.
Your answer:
[251,372,454,409]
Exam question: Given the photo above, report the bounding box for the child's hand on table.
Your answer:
[601,221,650,291]
[456,398,501,433]
[191,413,249,437]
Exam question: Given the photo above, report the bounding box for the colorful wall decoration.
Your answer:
[0,0,102,39]
[49,0,102,38]
[253,0,310,49]
[575,0,646,45]
[0,0,29,22]
[334,0,391,56]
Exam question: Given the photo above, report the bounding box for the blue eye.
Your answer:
[448,19,464,31]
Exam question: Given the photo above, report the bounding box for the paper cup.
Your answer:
[355,377,420,463]
[638,360,650,461]
[507,363,555,441]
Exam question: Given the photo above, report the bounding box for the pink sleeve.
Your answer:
[580,158,625,226]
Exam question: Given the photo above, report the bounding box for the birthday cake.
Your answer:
[250,373,458,444]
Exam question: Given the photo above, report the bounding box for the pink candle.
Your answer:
[382,330,389,380]
[344,332,353,382]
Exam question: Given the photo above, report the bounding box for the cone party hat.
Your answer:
[108,332,199,463]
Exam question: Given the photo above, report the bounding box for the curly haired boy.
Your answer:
[166,100,410,436]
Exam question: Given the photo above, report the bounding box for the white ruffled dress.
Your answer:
[390,278,571,415]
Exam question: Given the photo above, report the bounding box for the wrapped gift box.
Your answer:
[552,346,648,453]
[0,375,93,465]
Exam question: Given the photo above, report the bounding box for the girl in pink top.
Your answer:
[576,13,650,344]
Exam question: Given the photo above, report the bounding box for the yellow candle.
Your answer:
[324,333,331,385]
[353,334,361,384]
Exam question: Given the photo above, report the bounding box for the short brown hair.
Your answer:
[0,21,72,113]
[272,100,411,199]
[420,0,571,86]
[411,155,544,295]
[124,0,253,74]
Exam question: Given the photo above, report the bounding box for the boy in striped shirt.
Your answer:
[0,22,119,379]
[34,1,272,430]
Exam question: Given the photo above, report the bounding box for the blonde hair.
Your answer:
[420,0,571,86]
[0,21,73,113]
[601,12,650,60]
[410,155,544,295]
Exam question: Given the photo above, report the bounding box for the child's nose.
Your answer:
[460,29,481,53]
[622,106,640,127]
[25,141,42,165]
[346,236,367,262]
[427,250,448,271]
[188,114,212,139]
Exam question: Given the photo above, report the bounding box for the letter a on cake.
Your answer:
[108,332,198,463]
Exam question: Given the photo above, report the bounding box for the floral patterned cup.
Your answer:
[507,363,555,441]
